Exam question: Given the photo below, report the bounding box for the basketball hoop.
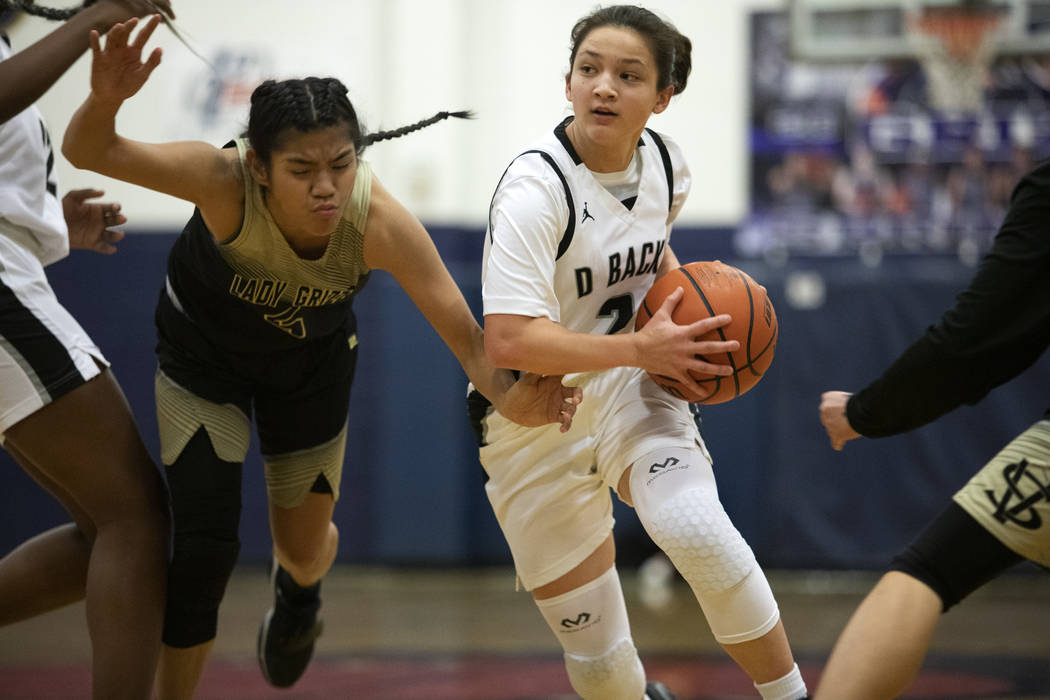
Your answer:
[909,4,1003,113]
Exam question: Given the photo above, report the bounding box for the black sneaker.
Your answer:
[257,565,323,688]
[645,680,678,700]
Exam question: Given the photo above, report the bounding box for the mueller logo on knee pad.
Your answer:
[986,458,1050,529]
[560,611,599,631]
[649,456,679,473]
[647,456,689,485]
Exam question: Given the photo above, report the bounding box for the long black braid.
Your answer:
[0,0,94,22]
[247,76,472,163]
[366,110,474,146]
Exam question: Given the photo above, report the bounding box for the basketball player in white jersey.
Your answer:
[0,1,173,698]
[474,6,809,699]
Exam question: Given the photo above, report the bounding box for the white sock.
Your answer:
[754,663,807,700]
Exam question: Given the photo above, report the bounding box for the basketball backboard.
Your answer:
[790,0,1050,60]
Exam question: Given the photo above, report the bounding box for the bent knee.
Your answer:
[641,487,756,594]
[274,521,338,575]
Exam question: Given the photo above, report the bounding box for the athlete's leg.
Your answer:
[815,502,1024,700]
[5,370,169,700]
[256,428,346,687]
[815,572,940,700]
[0,443,93,624]
[153,369,250,700]
[249,328,356,688]
[154,426,244,700]
[620,447,805,699]
[269,490,338,587]
[532,534,651,700]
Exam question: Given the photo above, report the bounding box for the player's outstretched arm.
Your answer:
[63,16,240,222]
[363,176,580,431]
[0,0,173,124]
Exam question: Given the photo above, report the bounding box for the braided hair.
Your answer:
[568,5,692,95]
[0,0,94,22]
[246,76,471,165]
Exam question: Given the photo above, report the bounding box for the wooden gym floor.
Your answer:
[0,565,1047,699]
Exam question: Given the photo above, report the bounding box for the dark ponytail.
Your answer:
[247,76,472,164]
[567,5,692,95]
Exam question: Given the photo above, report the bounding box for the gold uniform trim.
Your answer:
[217,139,372,305]
[264,423,347,509]
[155,369,251,466]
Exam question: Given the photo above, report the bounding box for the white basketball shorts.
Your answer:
[0,224,107,443]
[479,365,711,590]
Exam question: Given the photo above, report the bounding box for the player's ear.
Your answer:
[245,149,270,188]
[652,85,674,115]
[565,71,572,101]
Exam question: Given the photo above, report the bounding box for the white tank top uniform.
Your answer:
[0,34,107,441]
[478,119,709,590]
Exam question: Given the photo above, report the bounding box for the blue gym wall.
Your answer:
[2,227,1047,571]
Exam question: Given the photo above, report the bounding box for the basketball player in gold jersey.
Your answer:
[63,15,580,698]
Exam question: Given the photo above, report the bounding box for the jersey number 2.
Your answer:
[598,294,633,334]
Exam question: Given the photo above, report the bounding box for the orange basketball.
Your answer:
[635,260,777,404]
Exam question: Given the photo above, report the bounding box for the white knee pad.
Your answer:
[631,447,780,644]
[535,567,645,700]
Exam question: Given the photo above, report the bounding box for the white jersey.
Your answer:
[0,34,103,441]
[0,35,68,266]
[482,118,690,337]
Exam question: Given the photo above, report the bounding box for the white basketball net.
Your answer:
[909,11,1002,113]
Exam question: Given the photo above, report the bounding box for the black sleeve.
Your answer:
[846,163,1050,438]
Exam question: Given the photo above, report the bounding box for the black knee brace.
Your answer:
[889,502,1024,612]
[162,428,243,648]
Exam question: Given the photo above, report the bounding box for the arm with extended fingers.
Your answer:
[63,15,240,227]
[0,0,173,124]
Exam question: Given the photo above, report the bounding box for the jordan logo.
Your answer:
[581,202,595,223]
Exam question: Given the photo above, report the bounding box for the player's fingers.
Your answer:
[131,14,162,50]
[66,188,106,202]
[670,369,707,398]
[688,358,734,377]
[89,29,102,56]
[692,337,739,355]
[655,286,684,317]
[143,47,163,74]
[108,18,137,48]
[686,313,732,335]
[104,213,127,228]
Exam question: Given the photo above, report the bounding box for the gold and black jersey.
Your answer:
[158,139,372,353]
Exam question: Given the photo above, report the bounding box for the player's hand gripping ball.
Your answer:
[636,260,777,404]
